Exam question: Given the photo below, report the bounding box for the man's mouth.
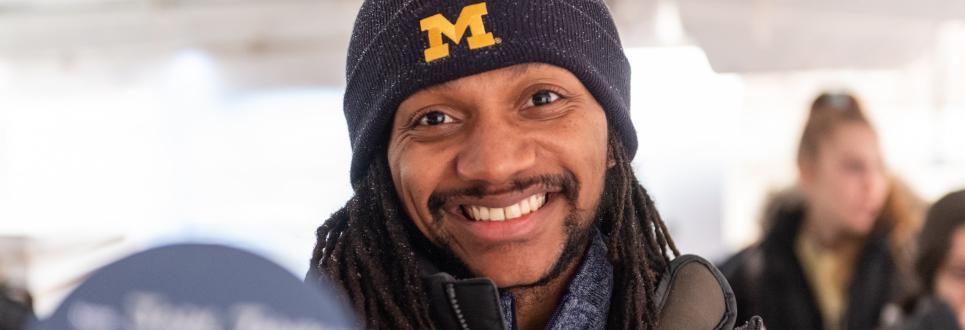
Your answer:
[460,193,548,221]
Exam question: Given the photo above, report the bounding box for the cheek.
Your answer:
[581,132,609,208]
[540,111,608,207]
[939,234,965,308]
[870,175,890,206]
[820,166,862,204]
[936,274,965,309]
[810,168,845,205]
[809,166,866,227]
[389,144,452,231]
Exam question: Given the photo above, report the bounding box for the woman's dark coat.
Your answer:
[720,193,910,330]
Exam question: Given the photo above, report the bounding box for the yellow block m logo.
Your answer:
[419,2,498,63]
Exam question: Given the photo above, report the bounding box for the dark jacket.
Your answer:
[894,296,961,330]
[720,196,908,330]
[422,232,754,329]
[0,290,34,330]
[424,254,756,330]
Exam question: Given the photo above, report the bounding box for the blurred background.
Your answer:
[1,0,963,318]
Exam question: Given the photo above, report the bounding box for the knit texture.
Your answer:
[343,0,635,186]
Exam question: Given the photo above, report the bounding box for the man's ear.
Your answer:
[606,138,617,169]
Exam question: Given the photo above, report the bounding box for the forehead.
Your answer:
[822,122,879,157]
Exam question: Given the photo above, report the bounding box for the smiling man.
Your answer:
[307,1,754,329]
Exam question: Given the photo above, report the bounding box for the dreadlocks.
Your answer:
[308,132,679,329]
[599,132,680,329]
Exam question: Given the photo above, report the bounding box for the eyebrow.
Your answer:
[423,80,455,94]
[507,63,538,79]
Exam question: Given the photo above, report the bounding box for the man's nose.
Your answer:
[455,116,536,185]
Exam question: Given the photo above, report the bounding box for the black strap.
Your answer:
[424,272,508,330]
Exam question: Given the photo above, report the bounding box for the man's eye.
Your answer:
[417,111,454,126]
[528,90,561,107]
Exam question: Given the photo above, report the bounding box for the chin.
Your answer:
[844,217,877,236]
[463,248,559,287]
[485,269,546,288]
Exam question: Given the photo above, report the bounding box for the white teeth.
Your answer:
[462,193,548,222]
[478,206,490,221]
[490,208,505,221]
[506,204,521,219]
[520,198,531,214]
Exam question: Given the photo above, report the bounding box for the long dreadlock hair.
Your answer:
[308,131,679,329]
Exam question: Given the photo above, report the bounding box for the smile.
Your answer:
[461,193,548,221]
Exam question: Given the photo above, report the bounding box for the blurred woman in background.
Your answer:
[721,92,922,330]
[899,189,965,329]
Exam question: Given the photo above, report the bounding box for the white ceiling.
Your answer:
[0,0,962,86]
[678,0,965,72]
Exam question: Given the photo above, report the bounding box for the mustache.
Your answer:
[427,172,581,214]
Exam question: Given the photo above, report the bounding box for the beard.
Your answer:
[419,171,600,289]
[499,207,596,290]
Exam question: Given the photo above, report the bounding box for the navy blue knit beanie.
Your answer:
[343,0,634,187]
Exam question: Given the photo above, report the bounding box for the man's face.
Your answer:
[387,63,609,287]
